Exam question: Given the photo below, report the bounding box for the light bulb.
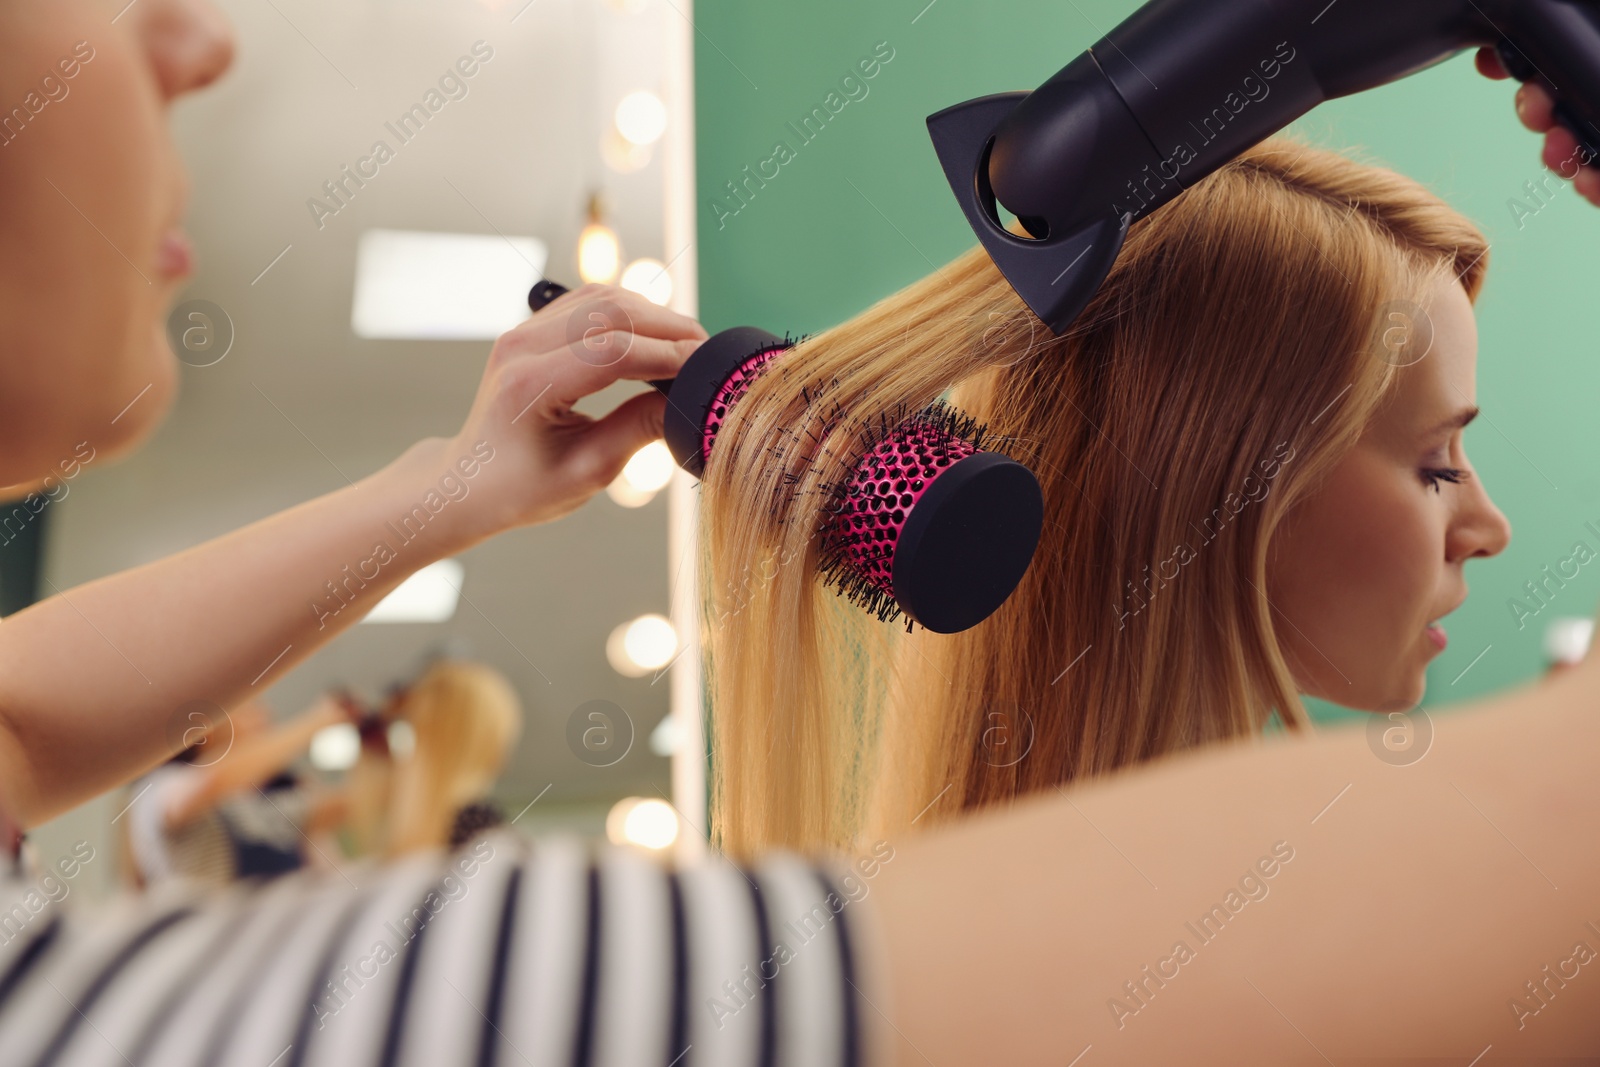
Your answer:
[578,222,620,284]
[614,91,667,147]
[623,614,677,669]
[649,714,680,757]
[387,719,416,758]
[620,258,673,307]
[606,478,656,508]
[607,441,673,506]
[607,797,679,850]
[602,127,652,173]
[309,723,361,771]
[606,613,678,677]
[624,441,674,492]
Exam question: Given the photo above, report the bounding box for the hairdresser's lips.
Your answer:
[156,228,194,280]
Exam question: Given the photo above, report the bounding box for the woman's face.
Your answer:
[1267,274,1512,713]
[0,0,233,492]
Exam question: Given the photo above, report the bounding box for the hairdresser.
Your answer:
[123,696,353,889]
[2,0,1600,1061]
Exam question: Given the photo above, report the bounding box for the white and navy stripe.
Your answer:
[0,833,873,1067]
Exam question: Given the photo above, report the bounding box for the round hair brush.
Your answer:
[530,281,1044,633]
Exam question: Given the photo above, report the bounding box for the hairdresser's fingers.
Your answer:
[1516,80,1558,133]
[517,282,707,355]
[1577,158,1600,206]
[1475,46,1508,80]
[1535,123,1600,205]
[1473,48,1600,205]
[556,389,670,491]
[1543,120,1581,170]
[531,334,700,415]
[1473,47,1560,136]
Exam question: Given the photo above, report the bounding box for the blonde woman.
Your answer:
[701,135,1513,857]
[384,660,522,855]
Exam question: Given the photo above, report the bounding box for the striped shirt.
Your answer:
[0,831,884,1067]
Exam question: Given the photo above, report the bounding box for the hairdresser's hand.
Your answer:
[1476,47,1600,206]
[434,282,708,540]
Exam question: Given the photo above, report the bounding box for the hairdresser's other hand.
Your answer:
[1476,46,1600,206]
[435,282,708,539]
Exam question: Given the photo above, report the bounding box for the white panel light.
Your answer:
[352,228,548,340]
[362,558,465,624]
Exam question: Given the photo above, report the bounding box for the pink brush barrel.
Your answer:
[828,413,978,599]
[698,344,790,466]
[817,402,1042,633]
[657,325,1043,634]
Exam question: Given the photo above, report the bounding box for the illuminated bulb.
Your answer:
[606,613,678,677]
[606,441,674,507]
[578,222,620,284]
[309,723,361,771]
[623,441,673,493]
[624,613,677,669]
[387,719,416,758]
[606,477,655,508]
[649,714,680,757]
[620,258,673,306]
[607,797,679,850]
[602,127,652,173]
[614,91,667,147]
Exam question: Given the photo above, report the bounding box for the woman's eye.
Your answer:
[1419,466,1470,493]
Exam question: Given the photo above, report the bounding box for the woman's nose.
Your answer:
[1455,477,1513,562]
[133,0,236,101]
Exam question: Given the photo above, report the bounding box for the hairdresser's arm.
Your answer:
[0,284,706,828]
[5,659,1599,1063]
[868,652,1600,1064]
[162,698,346,829]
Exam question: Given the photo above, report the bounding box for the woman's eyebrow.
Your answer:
[1423,405,1479,437]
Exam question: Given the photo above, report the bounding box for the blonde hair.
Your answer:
[699,135,1490,858]
[385,660,522,855]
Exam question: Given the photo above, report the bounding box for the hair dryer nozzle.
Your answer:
[927,92,1130,336]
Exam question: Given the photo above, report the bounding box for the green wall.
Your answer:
[692,0,1599,723]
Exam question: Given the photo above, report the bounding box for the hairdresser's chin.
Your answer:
[0,0,233,497]
[0,251,180,495]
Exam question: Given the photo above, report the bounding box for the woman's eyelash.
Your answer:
[1420,466,1470,493]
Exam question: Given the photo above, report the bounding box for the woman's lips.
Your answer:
[1426,622,1447,650]
[156,229,194,279]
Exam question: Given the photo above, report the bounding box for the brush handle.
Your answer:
[527,280,676,395]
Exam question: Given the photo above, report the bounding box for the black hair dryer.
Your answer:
[929,0,1600,336]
